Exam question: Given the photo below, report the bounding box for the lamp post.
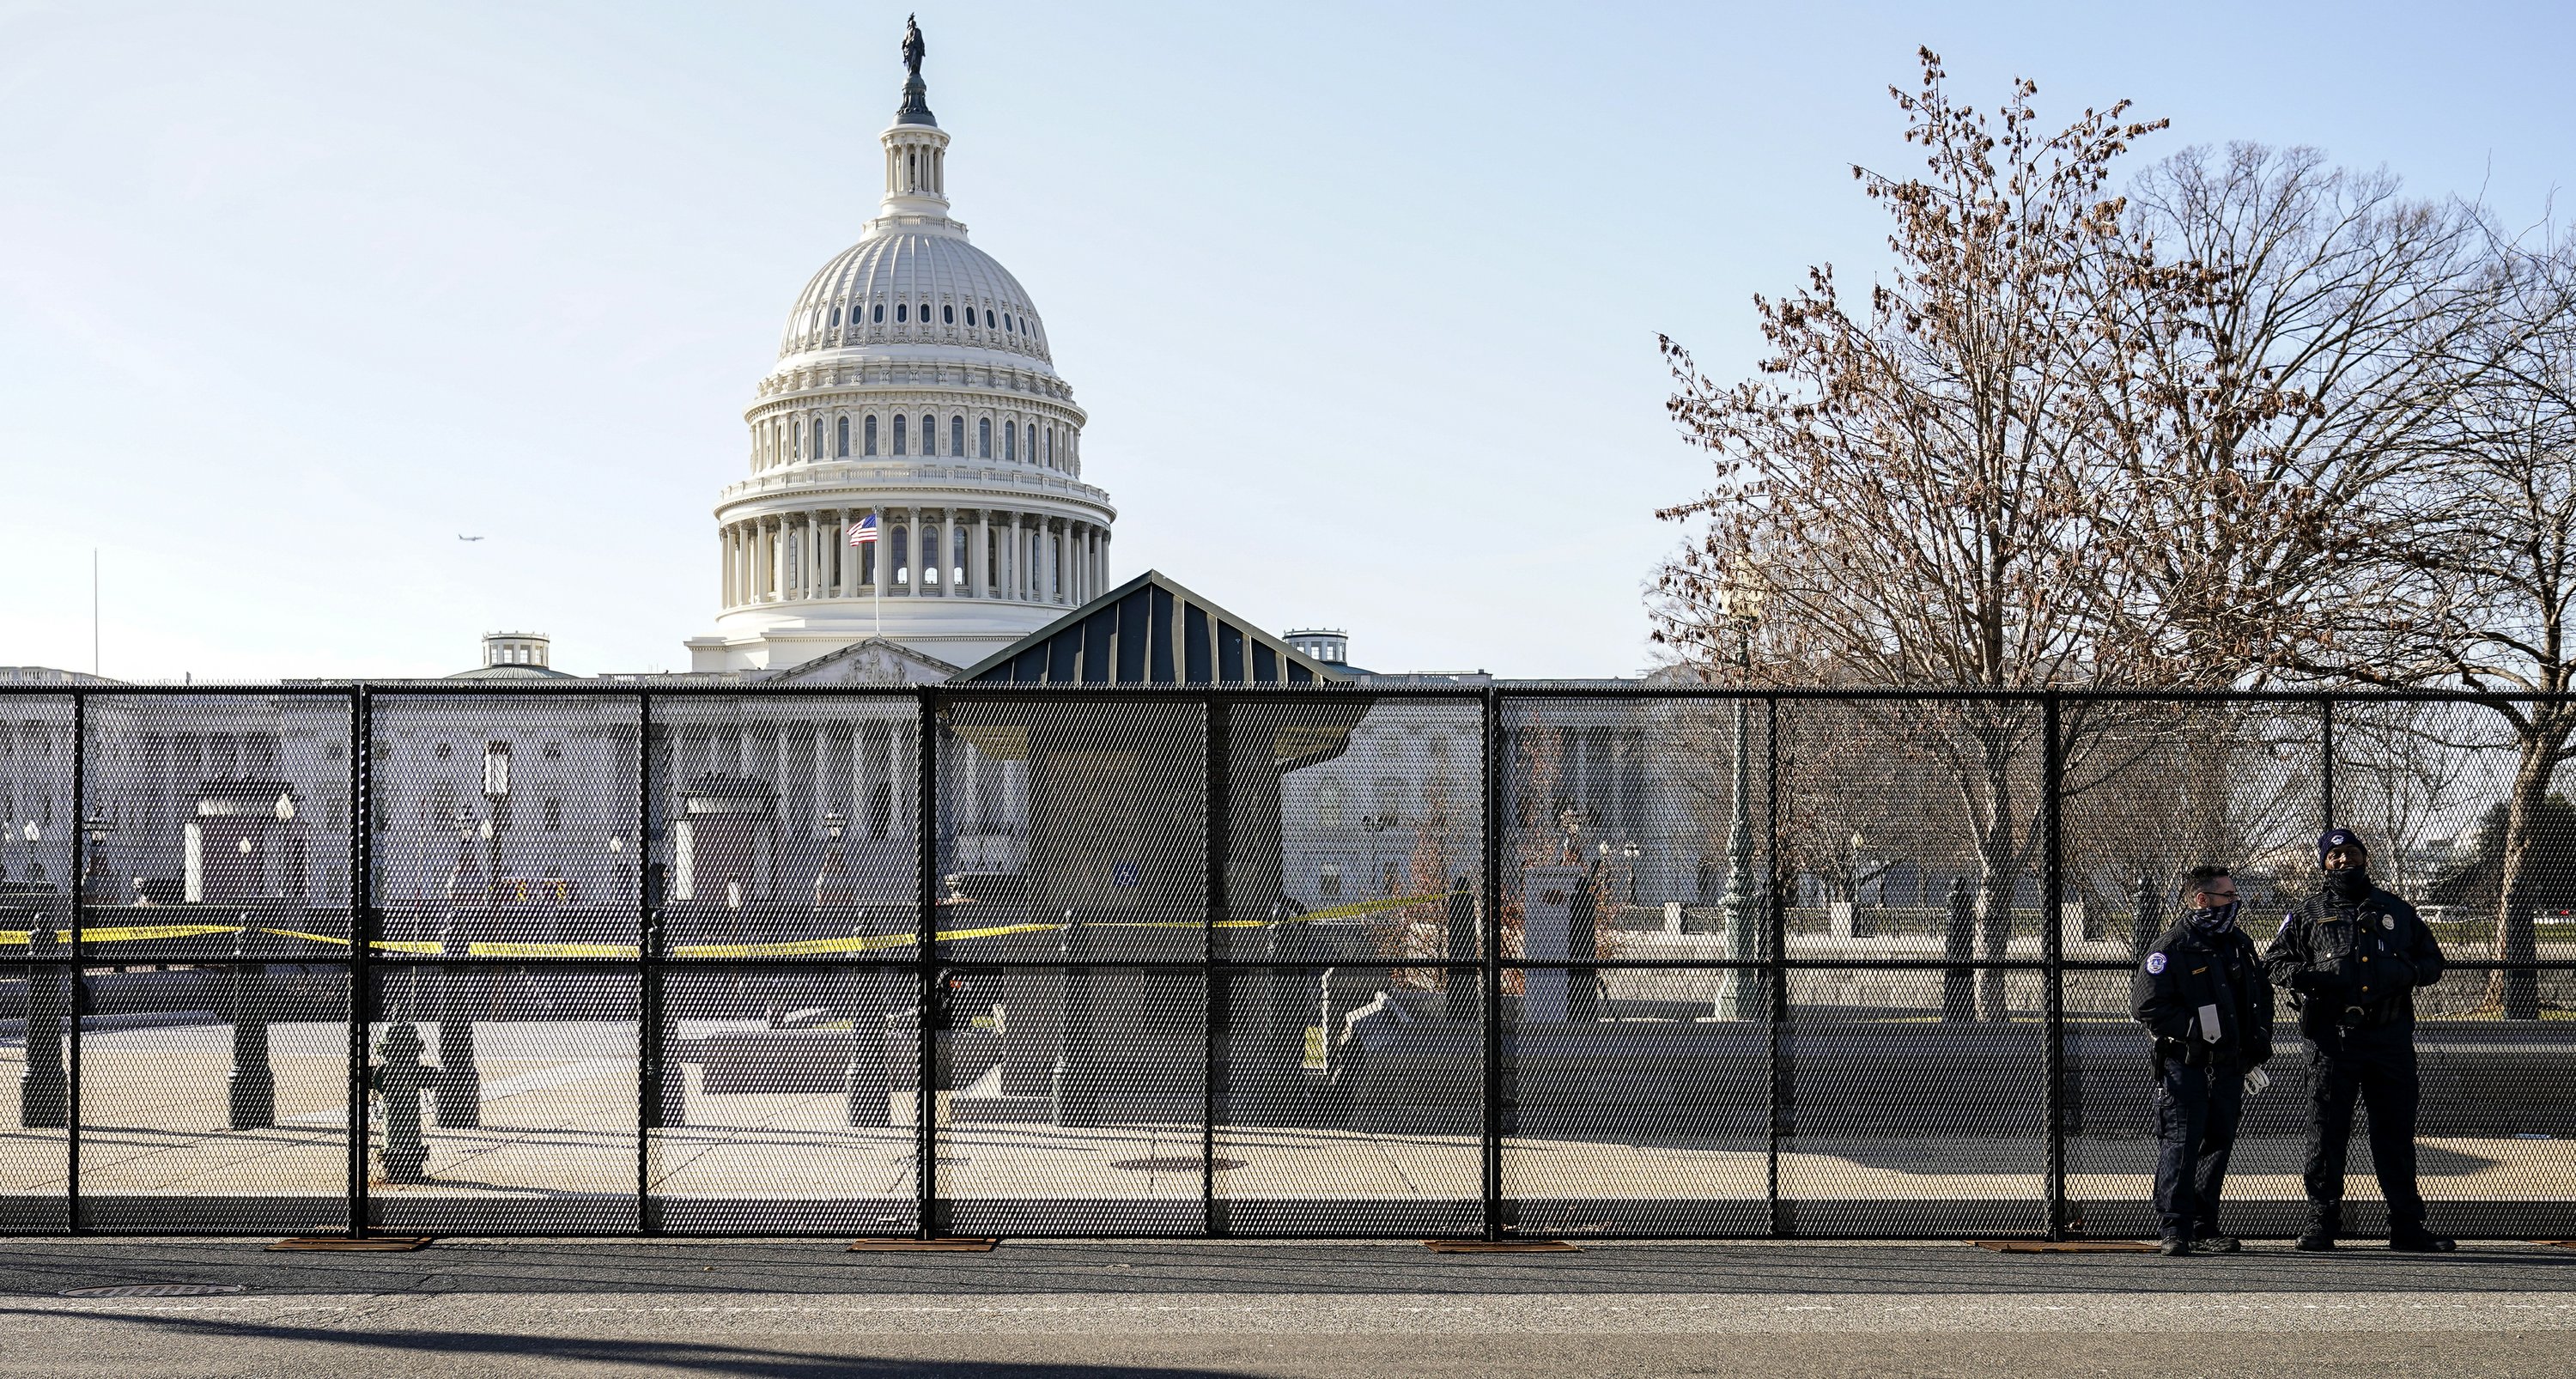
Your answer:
[816,811,849,909]
[80,815,116,906]
[1361,811,1395,897]
[1714,556,1766,1022]
[435,805,483,1129]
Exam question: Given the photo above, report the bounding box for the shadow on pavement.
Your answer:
[0,1309,1260,1379]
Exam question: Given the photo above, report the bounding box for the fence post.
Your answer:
[349,687,372,1238]
[1480,686,1504,1242]
[637,691,661,1233]
[2044,692,2068,1242]
[2319,697,2336,831]
[915,688,941,1240]
[1203,696,1228,1236]
[1766,696,1791,1238]
[67,690,84,1230]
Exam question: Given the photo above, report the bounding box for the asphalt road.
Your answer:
[4,1239,2575,1377]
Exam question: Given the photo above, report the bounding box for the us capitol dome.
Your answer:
[685,24,1114,673]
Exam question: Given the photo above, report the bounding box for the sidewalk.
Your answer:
[3,1239,2575,1378]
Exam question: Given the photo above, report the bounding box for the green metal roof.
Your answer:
[957,570,1351,687]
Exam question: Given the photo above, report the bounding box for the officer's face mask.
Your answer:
[2185,898,2239,935]
[2324,865,2371,903]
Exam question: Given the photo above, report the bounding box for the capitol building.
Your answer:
[683,38,1115,677]
[0,26,1679,925]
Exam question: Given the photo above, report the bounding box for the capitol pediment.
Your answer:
[761,635,959,687]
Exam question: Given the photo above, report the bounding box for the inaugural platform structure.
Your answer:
[687,24,1115,673]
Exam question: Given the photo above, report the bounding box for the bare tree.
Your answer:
[2327,233,2576,1018]
[2086,146,2503,683]
[1657,51,2167,1018]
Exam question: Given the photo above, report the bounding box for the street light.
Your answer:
[1715,554,1766,1021]
[1361,810,1397,896]
[435,804,483,1128]
[81,814,116,903]
[817,810,850,908]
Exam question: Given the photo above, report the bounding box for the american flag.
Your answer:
[848,513,878,546]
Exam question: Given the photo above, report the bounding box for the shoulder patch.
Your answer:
[2144,951,2167,975]
[2382,915,2396,930]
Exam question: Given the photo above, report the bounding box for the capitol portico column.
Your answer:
[973,511,991,598]
[872,507,891,600]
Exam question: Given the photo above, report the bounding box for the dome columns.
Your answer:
[716,506,1110,612]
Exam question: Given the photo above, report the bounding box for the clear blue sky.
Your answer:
[3,1,2568,681]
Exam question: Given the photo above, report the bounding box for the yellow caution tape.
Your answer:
[465,941,641,959]
[2,891,1463,956]
[0,923,243,946]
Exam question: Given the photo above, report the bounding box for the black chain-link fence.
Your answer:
[3,684,2573,1238]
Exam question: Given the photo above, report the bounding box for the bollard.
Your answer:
[434,924,482,1129]
[1568,866,1599,1024]
[1443,877,1476,1023]
[227,920,276,1130]
[1941,876,1976,1024]
[19,919,67,1129]
[1051,911,1097,1127]
[374,1022,431,1183]
[845,913,890,1127]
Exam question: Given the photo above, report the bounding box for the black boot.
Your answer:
[2158,1232,2193,1257]
[2192,1226,2242,1254]
[2389,1224,2457,1253]
[2295,1205,2339,1252]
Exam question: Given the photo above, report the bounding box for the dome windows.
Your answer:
[872,303,884,324]
[829,306,841,327]
[835,416,849,458]
[978,416,992,458]
[863,415,878,456]
[920,415,936,457]
[942,304,955,325]
[950,416,963,456]
[1004,313,1015,333]
[984,309,996,329]
[1004,419,1017,463]
[919,302,931,325]
[895,302,908,323]
[811,417,825,462]
[892,414,907,456]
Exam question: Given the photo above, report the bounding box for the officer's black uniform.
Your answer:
[2263,849,2449,1248]
[2131,912,2272,1246]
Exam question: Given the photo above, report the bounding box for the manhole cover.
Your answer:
[62,1284,247,1299]
[1110,1156,1243,1172]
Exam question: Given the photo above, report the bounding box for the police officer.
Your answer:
[2133,865,2272,1255]
[2264,827,2457,1252]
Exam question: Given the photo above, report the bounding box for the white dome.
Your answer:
[780,231,1051,366]
[688,24,1115,679]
